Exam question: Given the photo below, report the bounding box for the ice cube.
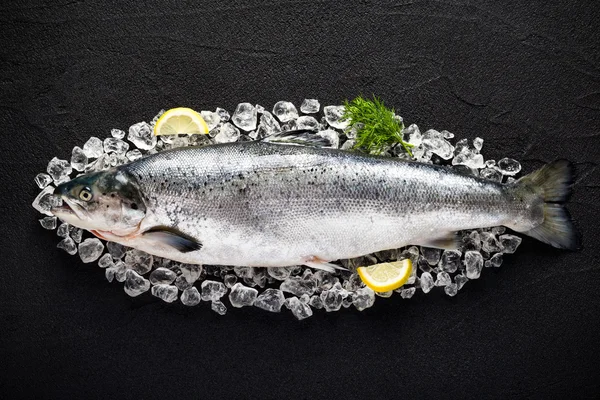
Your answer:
[418,257,434,273]
[255,104,265,113]
[259,111,282,136]
[420,272,434,293]
[224,274,238,288]
[128,122,156,150]
[231,103,257,131]
[462,231,482,252]
[78,238,104,263]
[151,284,179,303]
[56,222,69,238]
[200,280,227,301]
[464,251,484,279]
[57,237,77,255]
[104,138,129,154]
[70,147,88,172]
[254,288,285,312]
[216,107,230,122]
[229,283,258,307]
[200,111,221,131]
[126,149,143,161]
[321,105,347,129]
[272,101,299,123]
[496,158,521,176]
[267,267,290,281]
[39,216,57,230]
[400,287,416,299]
[180,264,203,284]
[485,252,503,268]
[114,261,127,282]
[111,128,126,139]
[98,253,114,269]
[313,271,339,291]
[481,232,504,253]
[82,137,103,158]
[473,137,483,152]
[181,287,201,306]
[375,290,393,298]
[299,293,310,304]
[174,275,192,291]
[309,295,324,309]
[492,226,506,235]
[124,249,153,275]
[341,139,355,150]
[422,129,455,160]
[421,247,442,265]
[105,267,117,282]
[214,122,240,143]
[317,129,340,148]
[403,124,422,147]
[149,267,177,285]
[500,234,522,254]
[47,157,72,183]
[286,297,313,320]
[107,241,126,259]
[442,130,454,139]
[435,271,452,286]
[300,99,320,114]
[352,287,375,311]
[70,227,83,243]
[280,276,316,296]
[34,173,53,189]
[439,250,462,273]
[211,300,227,315]
[320,282,344,312]
[444,283,458,297]
[124,270,150,297]
[295,116,320,131]
[480,168,503,182]
[455,274,468,290]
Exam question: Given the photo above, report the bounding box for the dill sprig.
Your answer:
[342,95,413,156]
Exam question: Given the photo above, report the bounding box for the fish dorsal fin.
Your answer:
[142,226,202,253]
[261,129,333,147]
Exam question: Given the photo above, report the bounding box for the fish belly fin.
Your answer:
[303,256,348,272]
[262,129,333,147]
[512,159,579,250]
[414,232,461,250]
[142,226,203,253]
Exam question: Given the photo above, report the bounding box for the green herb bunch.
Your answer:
[342,95,413,156]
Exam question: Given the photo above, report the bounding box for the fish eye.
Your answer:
[79,188,93,202]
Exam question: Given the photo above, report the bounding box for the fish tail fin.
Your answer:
[516,159,579,250]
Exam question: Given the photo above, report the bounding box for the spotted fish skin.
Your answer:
[113,141,567,267]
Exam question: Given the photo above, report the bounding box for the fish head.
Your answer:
[52,169,146,235]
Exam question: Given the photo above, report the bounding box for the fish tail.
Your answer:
[515,159,579,250]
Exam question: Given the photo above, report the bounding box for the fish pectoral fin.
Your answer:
[142,226,202,253]
[303,256,348,273]
[414,232,461,250]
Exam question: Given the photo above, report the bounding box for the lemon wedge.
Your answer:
[357,258,413,292]
[153,107,209,136]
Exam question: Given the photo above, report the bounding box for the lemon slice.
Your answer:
[153,107,209,136]
[357,258,413,292]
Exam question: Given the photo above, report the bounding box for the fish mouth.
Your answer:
[51,197,86,220]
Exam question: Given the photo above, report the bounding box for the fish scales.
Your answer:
[121,142,518,266]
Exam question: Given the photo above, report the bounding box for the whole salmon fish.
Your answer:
[52,140,577,271]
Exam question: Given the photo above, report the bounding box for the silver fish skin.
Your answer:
[89,141,575,268]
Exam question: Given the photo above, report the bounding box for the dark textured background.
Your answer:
[1,1,599,399]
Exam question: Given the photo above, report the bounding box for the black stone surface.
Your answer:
[1,1,599,399]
